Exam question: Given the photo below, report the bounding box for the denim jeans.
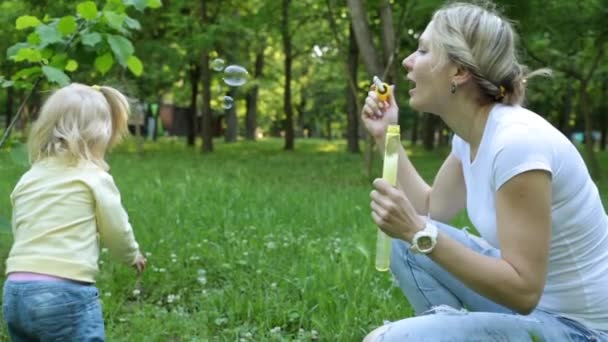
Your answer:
[368,220,608,341]
[2,280,105,341]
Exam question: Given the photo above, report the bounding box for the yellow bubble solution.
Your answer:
[375,125,400,271]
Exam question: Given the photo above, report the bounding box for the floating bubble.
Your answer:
[211,58,225,72]
[223,65,249,87]
[10,143,29,167]
[222,96,234,109]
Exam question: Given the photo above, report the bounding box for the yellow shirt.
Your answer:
[6,157,140,283]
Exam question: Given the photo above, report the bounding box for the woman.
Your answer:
[362,2,608,341]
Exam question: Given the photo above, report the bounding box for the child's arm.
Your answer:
[93,172,141,266]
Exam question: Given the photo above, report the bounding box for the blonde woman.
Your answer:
[2,83,146,341]
[362,2,608,341]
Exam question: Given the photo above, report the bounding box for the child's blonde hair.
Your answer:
[28,83,130,170]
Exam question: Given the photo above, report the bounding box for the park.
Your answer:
[0,0,607,341]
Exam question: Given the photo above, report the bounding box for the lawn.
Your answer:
[0,137,605,341]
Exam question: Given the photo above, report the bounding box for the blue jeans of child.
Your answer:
[367,220,608,341]
[2,280,105,341]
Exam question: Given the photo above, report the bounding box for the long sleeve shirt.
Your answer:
[6,157,140,283]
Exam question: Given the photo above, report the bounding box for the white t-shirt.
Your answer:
[451,104,608,330]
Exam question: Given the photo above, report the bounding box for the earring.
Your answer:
[450,82,457,94]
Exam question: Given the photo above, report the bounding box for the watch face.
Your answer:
[418,236,433,250]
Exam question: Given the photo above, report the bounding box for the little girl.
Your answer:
[2,83,146,341]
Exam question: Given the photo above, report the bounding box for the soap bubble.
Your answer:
[223,65,248,87]
[211,58,225,72]
[222,96,234,109]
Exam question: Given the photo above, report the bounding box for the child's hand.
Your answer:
[132,251,147,274]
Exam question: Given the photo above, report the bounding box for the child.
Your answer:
[2,83,147,341]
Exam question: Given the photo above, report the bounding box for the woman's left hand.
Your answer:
[370,178,426,242]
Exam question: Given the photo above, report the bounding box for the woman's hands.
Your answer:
[361,85,399,141]
[370,178,426,242]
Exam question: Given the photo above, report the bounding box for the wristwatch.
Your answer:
[409,220,438,254]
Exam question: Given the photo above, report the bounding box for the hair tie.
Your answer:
[91,85,101,91]
[494,85,506,101]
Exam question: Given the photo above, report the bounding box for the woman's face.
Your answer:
[402,22,454,114]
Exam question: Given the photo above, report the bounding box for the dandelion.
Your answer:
[132,289,141,297]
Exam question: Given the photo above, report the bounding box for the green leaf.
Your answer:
[94,53,114,74]
[50,53,68,69]
[124,16,141,30]
[65,60,79,72]
[58,16,77,36]
[42,66,70,86]
[16,15,41,30]
[127,55,143,76]
[12,66,42,80]
[147,0,162,9]
[36,24,62,47]
[124,0,147,11]
[13,48,43,63]
[7,43,29,59]
[78,1,99,20]
[103,11,126,31]
[81,32,102,47]
[27,32,41,45]
[106,34,134,66]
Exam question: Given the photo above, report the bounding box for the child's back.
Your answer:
[3,83,146,341]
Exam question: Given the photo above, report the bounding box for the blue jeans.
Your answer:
[367,221,608,341]
[2,280,105,341]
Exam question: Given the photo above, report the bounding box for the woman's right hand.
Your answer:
[361,85,399,141]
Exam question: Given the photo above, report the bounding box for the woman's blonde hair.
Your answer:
[430,1,550,105]
[28,83,130,170]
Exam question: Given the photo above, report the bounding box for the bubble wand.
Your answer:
[372,75,390,102]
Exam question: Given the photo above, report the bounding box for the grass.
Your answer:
[0,137,605,341]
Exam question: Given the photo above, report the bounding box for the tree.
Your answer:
[0,0,161,148]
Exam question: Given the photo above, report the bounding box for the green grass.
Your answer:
[0,137,605,341]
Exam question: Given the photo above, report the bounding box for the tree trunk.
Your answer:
[282,0,294,150]
[378,0,395,82]
[346,0,383,77]
[411,112,419,146]
[5,87,13,129]
[422,113,437,151]
[245,49,264,140]
[200,0,213,153]
[187,63,200,147]
[556,83,573,137]
[601,79,608,151]
[346,23,360,153]
[224,87,238,142]
[580,82,600,180]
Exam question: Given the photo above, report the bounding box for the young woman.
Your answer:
[362,2,608,341]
